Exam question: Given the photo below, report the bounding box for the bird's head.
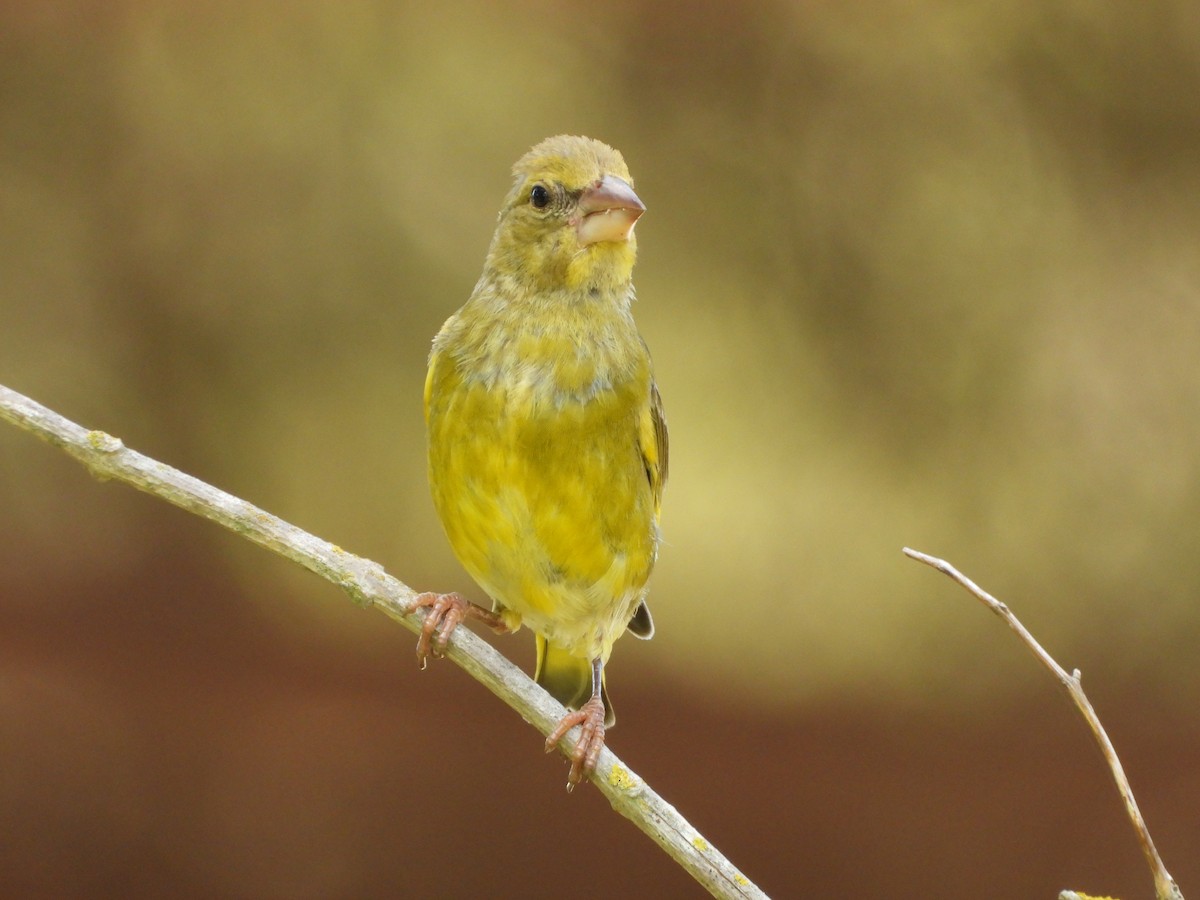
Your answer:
[485,135,645,295]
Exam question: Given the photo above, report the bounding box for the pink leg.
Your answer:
[544,657,607,788]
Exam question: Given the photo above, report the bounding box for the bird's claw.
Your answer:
[408,591,469,667]
[545,695,607,789]
[407,592,510,668]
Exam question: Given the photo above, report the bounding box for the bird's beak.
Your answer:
[575,175,645,246]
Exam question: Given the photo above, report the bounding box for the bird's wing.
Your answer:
[627,379,667,641]
[641,379,668,512]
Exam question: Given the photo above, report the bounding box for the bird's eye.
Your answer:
[530,184,551,209]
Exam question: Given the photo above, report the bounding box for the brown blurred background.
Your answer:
[2,2,1199,897]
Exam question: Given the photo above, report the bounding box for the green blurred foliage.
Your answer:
[3,0,1200,713]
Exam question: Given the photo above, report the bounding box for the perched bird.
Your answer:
[413,135,667,786]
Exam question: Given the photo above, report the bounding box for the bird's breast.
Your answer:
[425,310,657,651]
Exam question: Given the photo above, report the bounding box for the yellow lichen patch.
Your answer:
[86,430,123,452]
[606,765,638,790]
[691,837,710,853]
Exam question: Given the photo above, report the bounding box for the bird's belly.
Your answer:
[428,377,656,659]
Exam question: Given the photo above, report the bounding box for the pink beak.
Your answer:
[575,175,645,246]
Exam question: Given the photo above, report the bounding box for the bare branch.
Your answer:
[904,547,1184,900]
[0,383,767,900]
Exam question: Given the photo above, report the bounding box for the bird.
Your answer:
[412,134,667,787]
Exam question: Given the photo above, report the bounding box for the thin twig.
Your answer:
[0,383,767,900]
[903,547,1184,900]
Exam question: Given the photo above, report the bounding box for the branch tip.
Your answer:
[905,546,1184,900]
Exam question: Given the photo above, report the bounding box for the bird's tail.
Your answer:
[534,635,614,726]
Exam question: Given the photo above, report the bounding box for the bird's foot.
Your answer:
[407,592,508,668]
[545,695,607,789]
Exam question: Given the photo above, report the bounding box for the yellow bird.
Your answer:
[413,135,667,786]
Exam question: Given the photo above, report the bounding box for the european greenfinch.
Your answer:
[412,134,667,786]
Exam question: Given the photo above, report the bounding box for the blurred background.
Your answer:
[2,1,1198,897]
